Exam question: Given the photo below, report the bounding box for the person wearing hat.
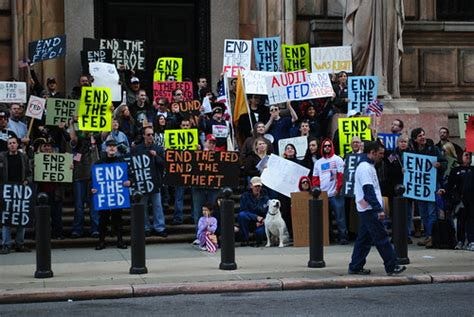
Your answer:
[199,102,232,151]
[101,119,130,156]
[46,77,64,98]
[0,109,18,152]
[237,176,269,246]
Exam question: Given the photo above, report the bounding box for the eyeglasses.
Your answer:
[270,108,279,112]
[323,144,332,148]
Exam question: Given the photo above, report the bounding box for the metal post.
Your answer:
[130,191,148,274]
[308,187,325,268]
[219,187,237,270]
[392,184,410,265]
[35,192,53,278]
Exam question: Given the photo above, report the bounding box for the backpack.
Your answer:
[431,219,456,249]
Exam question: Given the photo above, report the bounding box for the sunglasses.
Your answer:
[323,144,332,148]
[302,181,309,184]
[175,93,183,96]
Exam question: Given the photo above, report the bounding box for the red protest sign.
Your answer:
[153,81,193,103]
[466,116,474,152]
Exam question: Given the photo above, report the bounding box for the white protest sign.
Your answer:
[222,39,252,77]
[278,136,308,159]
[311,46,352,73]
[265,70,312,105]
[89,62,121,101]
[244,70,282,95]
[26,95,46,119]
[307,72,335,98]
[202,96,213,114]
[0,81,27,103]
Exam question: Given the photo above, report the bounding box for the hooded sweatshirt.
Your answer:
[311,138,344,197]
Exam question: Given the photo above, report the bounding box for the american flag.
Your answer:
[216,79,227,103]
[366,99,384,117]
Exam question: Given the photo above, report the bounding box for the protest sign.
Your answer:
[338,117,372,157]
[458,112,474,139]
[1,183,35,227]
[343,154,361,197]
[170,100,201,127]
[253,36,281,71]
[123,154,158,194]
[80,49,113,72]
[261,154,310,197]
[45,98,78,126]
[466,116,474,152]
[92,162,130,211]
[165,150,240,188]
[153,57,183,82]
[25,95,46,120]
[223,39,252,77]
[348,76,378,113]
[89,62,121,101]
[307,72,335,98]
[310,46,352,73]
[153,81,193,103]
[243,70,281,95]
[282,43,310,71]
[403,152,437,202]
[34,153,73,183]
[78,87,112,131]
[0,81,27,103]
[83,38,145,70]
[164,129,199,150]
[278,136,308,159]
[28,34,66,63]
[377,133,399,151]
[266,70,311,104]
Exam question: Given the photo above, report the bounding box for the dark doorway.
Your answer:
[94,0,210,91]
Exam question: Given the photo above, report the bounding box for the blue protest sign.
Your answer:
[348,76,378,113]
[28,35,66,63]
[92,162,130,211]
[253,36,281,71]
[403,152,437,202]
[377,133,400,151]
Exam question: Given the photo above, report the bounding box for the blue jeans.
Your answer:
[2,225,25,247]
[142,192,166,233]
[72,180,99,236]
[349,210,398,274]
[191,188,218,225]
[329,195,347,240]
[237,211,265,242]
[173,186,185,223]
[416,200,437,237]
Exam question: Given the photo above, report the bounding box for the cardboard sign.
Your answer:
[123,154,158,194]
[34,153,73,183]
[164,129,199,150]
[153,81,194,103]
[310,46,352,73]
[45,98,78,126]
[80,49,113,72]
[164,150,240,188]
[28,34,66,63]
[338,117,372,157]
[25,95,46,120]
[153,57,183,82]
[458,112,474,139]
[243,70,281,95]
[89,62,122,101]
[92,162,130,211]
[83,38,145,70]
[343,154,361,197]
[78,87,112,131]
[266,70,311,105]
[253,36,281,71]
[282,43,310,71]
[348,76,378,113]
[1,183,35,227]
[0,81,27,103]
[307,72,335,99]
[377,133,399,151]
[222,39,252,77]
[466,116,474,152]
[403,152,437,202]
[278,136,308,160]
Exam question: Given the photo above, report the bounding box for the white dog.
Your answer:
[265,199,289,248]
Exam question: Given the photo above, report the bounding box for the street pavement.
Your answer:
[0,241,473,303]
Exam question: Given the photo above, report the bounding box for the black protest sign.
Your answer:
[83,38,145,70]
[1,184,35,227]
[80,49,113,73]
[123,154,158,194]
[343,154,361,197]
[164,150,240,188]
[28,35,66,63]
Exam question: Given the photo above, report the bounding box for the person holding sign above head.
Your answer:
[264,101,298,154]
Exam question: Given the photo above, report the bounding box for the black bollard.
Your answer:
[308,187,325,268]
[392,184,410,265]
[219,187,237,270]
[35,192,53,278]
[130,191,148,274]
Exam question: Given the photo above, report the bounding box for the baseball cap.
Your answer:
[347,109,361,118]
[0,109,10,117]
[250,176,263,187]
[105,139,118,147]
[130,77,140,84]
[205,134,216,142]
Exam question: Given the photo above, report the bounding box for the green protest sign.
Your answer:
[34,153,73,183]
[45,98,78,126]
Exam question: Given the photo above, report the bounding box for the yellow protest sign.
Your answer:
[78,87,112,131]
[164,129,198,150]
[338,117,372,157]
[153,57,183,82]
[282,43,310,71]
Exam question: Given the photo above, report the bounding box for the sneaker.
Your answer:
[348,268,371,275]
[15,245,31,253]
[155,230,168,238]
[192,239,200,245]
[465,242,474,251]
[425,237,433,249]
[455,241,464,250]
[90,231,100,238]
[387,265,406,276]
[70,232,82,239]
[199,246,207,251]
[0,245,11,255]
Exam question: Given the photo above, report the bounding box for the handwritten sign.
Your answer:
[403,152,437,202]
[377,133,399,151]
[78,87,112,131]
[89,62,121,101]
[28,34,66,63]
[310,46,352,73]
[92,162,130,211]
[266,70,311,105]
[282,43,310,71]
[348,76,378,113]
[123,154,158,194]
[338,117,372,157]
[0,81,27,103]
[45,98,78,126]
[83,38,145,70]
[153,57,183,82]
[307,72,335,98]
[343,154,361,197]
[165,150,240,188]
[243,70,282,95]
[458,112,474,139]
[278,136,308,159]
[223,39,252,77]
[34,153,73,183]
[253,36,281,71]
[80,49,113,72]
[25,95,46,120]
[153,81,193,103]
[1,184,35,227]
[164,129,199,150]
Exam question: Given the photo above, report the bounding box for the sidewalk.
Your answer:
[0,242,473,303]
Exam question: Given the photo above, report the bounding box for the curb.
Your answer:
[1,273,473,304]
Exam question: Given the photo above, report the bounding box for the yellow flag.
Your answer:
[233,70,248,126]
